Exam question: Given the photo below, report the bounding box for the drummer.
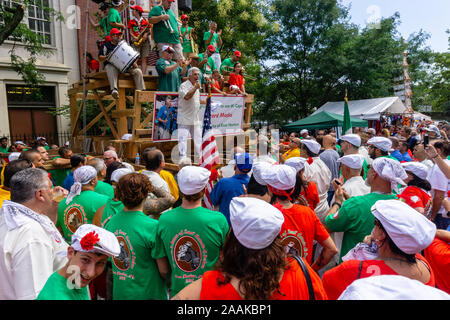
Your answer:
[98,28,146,100]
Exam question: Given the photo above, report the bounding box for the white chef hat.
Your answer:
[401,162,429,181]
[66,166,98,205]
[371,157,408,191]
[337,154,364,170]
[8,152,21,162]
[341,134,361,147]
[230,197,284,250]
[260,164,297,191]
[371,199,436,254]
[367,137,393,152]
[71,224,120,257]
[111,167,134,183]
[300,129,309,135]
[301,139,321,155]
[338,275,450,300]
[284,157,307,173]
[251,162,273,186]
[178,166,211,195]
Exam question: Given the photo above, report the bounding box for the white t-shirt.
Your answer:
[0,214,68,300]
[142,170,170,194]
[303,157,331,223]
[427,159,450,215]
[178,80,201,126]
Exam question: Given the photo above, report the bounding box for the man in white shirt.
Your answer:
[177,67,205,162]
[413,143,434,169]
[300,139,331,224]
[0,168,68,300]
[141,148,171,194]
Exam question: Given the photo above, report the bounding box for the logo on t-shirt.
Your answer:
[113,235,133,271]
[64,204,86,234]
[280,231,307,259]
[172,231,205,273]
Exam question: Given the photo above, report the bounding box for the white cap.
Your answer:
[401,162,429,181]
[372,157,408,189]
[230,197,284,250]
[178,166,211,195]
[71,224,120,257]
[301,139,321,155]
[251,162,273,186]
[66,166,98,205]
[371,199,436,254]
[111,168,134,183]
[8,152,20,162]
[367,137,393,152]
[424,125,440,136]
[300,129,308,135]
[260,164,297,190]
[341,134,361,147]
[14,141,26,146]
[284,157,307,173]
[162,45,175,53]
[338,275,450,300]
[337,154,364,170]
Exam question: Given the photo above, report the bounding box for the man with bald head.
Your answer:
[319,135,340,204]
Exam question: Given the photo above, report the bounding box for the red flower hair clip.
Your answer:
[80,231,100,251]
[307,157,314,165]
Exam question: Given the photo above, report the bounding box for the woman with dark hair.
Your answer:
[105,172,169,300]
[323,199,437,300]
[398,162,432,217]
[285,157,320,209]
[172,197,328,300]
[103,161,126,184]
[227,62,247,96]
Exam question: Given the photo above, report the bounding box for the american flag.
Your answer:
[200,93,221,210]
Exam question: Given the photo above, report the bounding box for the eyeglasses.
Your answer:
[104,157,112,161]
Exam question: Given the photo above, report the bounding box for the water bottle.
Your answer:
[135,153,140,165]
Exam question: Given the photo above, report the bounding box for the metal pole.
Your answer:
[81,0,90,152]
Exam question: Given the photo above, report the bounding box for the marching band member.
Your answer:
[128,5,151,73]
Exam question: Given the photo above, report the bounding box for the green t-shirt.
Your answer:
[37,271,90,300]
[101,199,124,228]
[106,8,122,35]
[49,156,71,187]
[57,190,109,242]
[156,58,182,92]
[0,146,9,154]
[203,31,220,53]
[325,192,397,263]
[180,26,193,53]
[152,206,228,296]
[105,210,168,300]
[95,180,114,199]
[198,53,216,75]
[220,58,235,74]
[148,6,180,44]
[100,17,109,37]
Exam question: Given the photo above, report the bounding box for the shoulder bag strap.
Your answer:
[292,255,315,301]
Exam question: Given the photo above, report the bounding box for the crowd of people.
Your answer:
[86,0,248,99]
[0,120,449,301]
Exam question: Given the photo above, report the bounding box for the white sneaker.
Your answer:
[112,89,119,99]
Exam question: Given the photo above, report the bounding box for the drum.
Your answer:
[107,40,140,73]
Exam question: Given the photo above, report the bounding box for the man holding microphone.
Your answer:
[177,67,206,162]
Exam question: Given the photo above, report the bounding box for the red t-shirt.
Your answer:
[89,59,100,72]
[127,17,150,37]
[322,254,436,300]
[199,257,328,300]
[275,203,330,265]
[424,237,450,294]
[228,73,244,90]
[295,181,320,209]
[398,186,432,217]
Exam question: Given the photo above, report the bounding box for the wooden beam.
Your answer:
[111,109,135,118]
[93,90,120,139]
[136,90,155,103]
[78,100,116,136]
[71,99,84,138]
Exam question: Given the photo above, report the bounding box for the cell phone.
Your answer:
[424,134,429,147]
[334,179,342,186]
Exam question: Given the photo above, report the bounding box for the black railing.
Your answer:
[1,131,72,148]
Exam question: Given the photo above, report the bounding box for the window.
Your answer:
[2,0,53,45]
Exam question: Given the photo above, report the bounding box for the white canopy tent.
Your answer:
[312,97,407,120]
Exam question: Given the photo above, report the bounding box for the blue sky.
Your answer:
[341,0,449,53]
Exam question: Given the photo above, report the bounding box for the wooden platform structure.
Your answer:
[68,71,255,163]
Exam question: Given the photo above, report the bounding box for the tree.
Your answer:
[0,0,63,87]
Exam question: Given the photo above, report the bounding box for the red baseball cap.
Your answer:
[234,50,242,57]
[207,45,216,52]
[181,14,188,20]
[130,5,143,13]
[110,28,122,36]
